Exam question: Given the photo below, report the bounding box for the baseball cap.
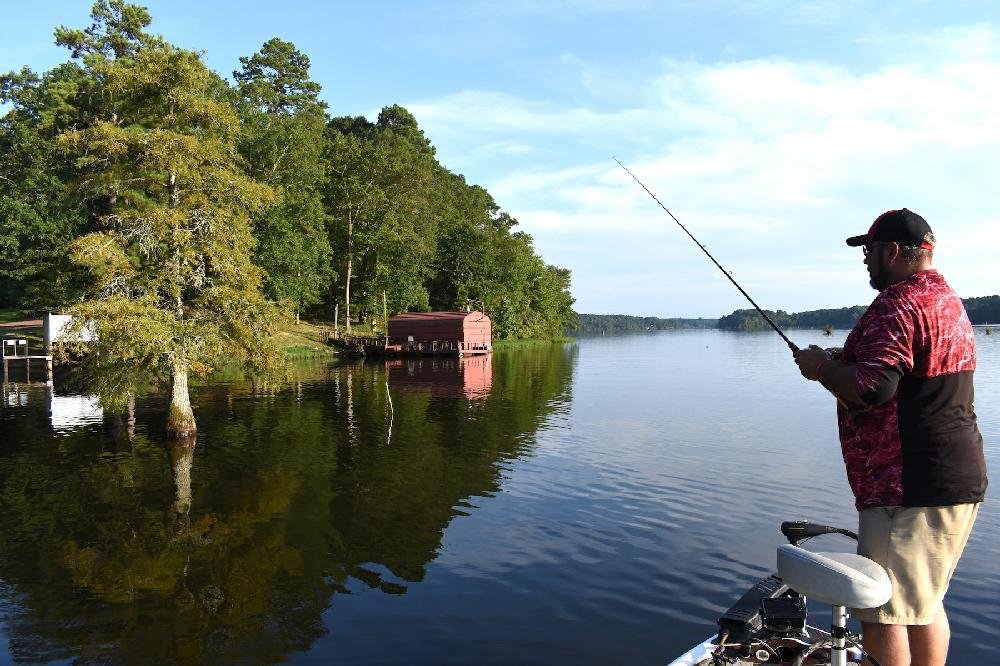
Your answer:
[846,209,935,249]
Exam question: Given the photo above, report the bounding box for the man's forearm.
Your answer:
[817,360,865,407]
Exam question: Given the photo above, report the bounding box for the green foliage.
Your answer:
[234,37,324,115]
[322,107,575,339]
[963,295,1000,324]
[0,64,93,308]
[54,0,157,59]
[324,109,437,321]
[236,39,332,318]
[718,308,847,331]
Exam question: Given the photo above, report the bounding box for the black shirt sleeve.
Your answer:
[859,362,904,406]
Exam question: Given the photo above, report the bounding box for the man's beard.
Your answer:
[869,259,890,291]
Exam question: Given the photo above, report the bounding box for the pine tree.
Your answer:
[235,38,333,323]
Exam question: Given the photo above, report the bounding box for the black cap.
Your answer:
[846,209,935,249]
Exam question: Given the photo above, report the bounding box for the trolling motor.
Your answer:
[708,521,890,666]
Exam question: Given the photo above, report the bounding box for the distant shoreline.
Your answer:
[574,294,999,335]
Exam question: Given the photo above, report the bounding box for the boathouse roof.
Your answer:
[387,311,491,347]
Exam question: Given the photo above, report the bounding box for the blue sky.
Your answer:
[5,1,1000,317]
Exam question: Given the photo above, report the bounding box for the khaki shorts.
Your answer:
[854,503,979,625]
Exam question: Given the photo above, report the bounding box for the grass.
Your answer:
[0,309,33,324]
[0,309,44,352]
[274,319,337,359]
[283,344,333,359]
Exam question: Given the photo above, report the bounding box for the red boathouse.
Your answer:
[386,311,492,355]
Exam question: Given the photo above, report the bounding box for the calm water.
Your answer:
[0,330,996,664]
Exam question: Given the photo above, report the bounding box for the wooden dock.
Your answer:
[325,334,491,358]
[2,338,53,383]
[2,355,53,383]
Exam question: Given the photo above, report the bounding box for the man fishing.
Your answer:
[792,209,987,666]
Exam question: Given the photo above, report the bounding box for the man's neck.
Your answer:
[886,264,934,288]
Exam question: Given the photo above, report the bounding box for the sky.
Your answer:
[4,1,1000,318]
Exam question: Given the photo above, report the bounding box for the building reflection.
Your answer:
[385,354,493,400]
[2,383,29,407]
[1,383,104,430]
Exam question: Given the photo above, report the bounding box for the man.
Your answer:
[793,209,987,666]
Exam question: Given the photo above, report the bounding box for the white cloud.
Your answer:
[405,24,1000,314]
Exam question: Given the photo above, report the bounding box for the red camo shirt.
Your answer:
[838,270,986,510]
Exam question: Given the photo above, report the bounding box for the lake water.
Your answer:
[0,329,996,664]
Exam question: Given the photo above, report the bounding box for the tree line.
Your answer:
[0,1,576,343]
[573,314,717,335]
[576,295,1000,337]
[717,294,1000,331]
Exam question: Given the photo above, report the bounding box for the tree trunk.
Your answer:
[168,360,197,437]
[165,168,193,438]
[345,210,353,335]
[296,269,302,325]
[110,394,137,444]
[168,169,183,319]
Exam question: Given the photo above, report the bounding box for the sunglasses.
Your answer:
[862,241,923,257]
[862,241,893,257]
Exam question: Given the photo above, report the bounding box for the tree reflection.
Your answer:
[169,435,195,515]
[0,343,576,662]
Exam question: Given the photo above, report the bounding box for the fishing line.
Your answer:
[386,376,394,446]
[613,157,799,352]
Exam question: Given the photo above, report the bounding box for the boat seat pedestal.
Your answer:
[777,544,892,666]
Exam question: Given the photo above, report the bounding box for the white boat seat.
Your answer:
[777,544,892,609]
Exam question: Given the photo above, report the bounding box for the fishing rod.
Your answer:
[613,157,799,352]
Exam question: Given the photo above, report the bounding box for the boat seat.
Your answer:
[777,544,892,609]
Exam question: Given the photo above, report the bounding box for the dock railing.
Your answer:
[326,335,493,357]
[2,338,54,384]
[2,339,28,358]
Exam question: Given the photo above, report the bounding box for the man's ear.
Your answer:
[886,241,901,264]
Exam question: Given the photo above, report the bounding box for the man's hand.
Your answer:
[794,345,866,407]
[793,344,830,381]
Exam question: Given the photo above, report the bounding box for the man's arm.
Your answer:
[793,345,901,408]
[816,359,865,406]
[794,345,865,406]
